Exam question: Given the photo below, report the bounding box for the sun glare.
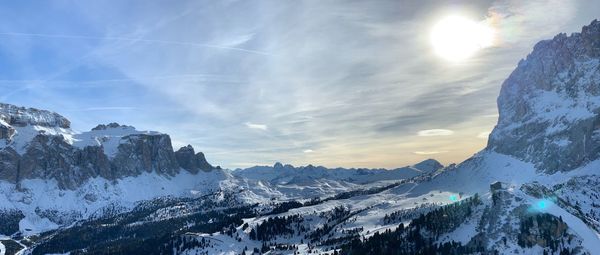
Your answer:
[430,15,494,62]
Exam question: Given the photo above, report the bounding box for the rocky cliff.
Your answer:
[0,106,216,189]
[488,19,600,173]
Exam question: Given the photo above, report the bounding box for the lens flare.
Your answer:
[529,198,554,212]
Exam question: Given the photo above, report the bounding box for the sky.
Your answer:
[0,0,598,169]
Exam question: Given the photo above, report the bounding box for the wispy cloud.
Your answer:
[0,32,270,56]
[417,129,454,137]
[0,0,597,169]
[245,122,268,131]
[78,106,136,111]
[303,149,314,153]
[485,0,578,45]
[414,151,448,155]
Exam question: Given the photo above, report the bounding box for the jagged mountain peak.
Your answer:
[91,122,135,131]
[488,19,600,173]
[412,158,444,173]
[175,144,215,173]
[0,102,70,129]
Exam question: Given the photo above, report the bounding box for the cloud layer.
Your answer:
[0,0,597,169]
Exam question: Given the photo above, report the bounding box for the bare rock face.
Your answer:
[0,103,70,128]
[0,123,15,141]
[18,135,85,189]
[0,147,19,182]
[73,145,111,180]
[488,20,600,173]
[111,134,181,177]
[0,103,216,189]
[175,145,215,174]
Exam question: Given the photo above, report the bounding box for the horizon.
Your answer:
[0,1,598,170]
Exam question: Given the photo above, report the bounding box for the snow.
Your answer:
[72,125,160,158]
[436,214,479,245]
[553,138,571,147]
[523,196,600,255]
[0,119,161,158]
[0,124,75,154]
[0,169,232,234]
[19,214,59,235]
[3,145,600,254]
[532,90,596,128]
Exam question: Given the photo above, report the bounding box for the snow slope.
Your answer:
[0,169,233,234]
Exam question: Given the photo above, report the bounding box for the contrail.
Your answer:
[0,32,270,56]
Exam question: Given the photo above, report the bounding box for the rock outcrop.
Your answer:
[488,19,600,173]
[112,133,181,177]
[175,145,214,174]
[0,103,70,128]
[0,103,216,189]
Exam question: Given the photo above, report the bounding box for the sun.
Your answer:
[430,15,494,62]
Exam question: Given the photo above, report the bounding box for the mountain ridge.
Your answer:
[234,158,443,185]
[0,103,218,189]
[488,19,600,173]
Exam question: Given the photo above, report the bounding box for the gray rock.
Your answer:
[92,123,132,131]
[0,102,217,189]
[74,145,112,180]
[0,103,70,128]
[18,134,91,190]
[111,134,181,177]
[175,145,214,174]
[0,122,15,141]
[0,147,19,182]
[488,19,600,173]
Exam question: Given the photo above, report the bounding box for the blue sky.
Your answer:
[0,0,598,169]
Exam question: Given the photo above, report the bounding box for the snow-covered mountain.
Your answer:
[0,103,218,189]
[186,19,600,255]
[1,19,600,255]
[489,19,600,173]
[233,159,443,185]
[0,102,439,251]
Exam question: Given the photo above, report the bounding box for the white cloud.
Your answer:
[485,0,577,45]
[79,106,136,111]
[245,122,268,131]
[477,131,491,139]
[414,151,447,155]
[8,0,596,169]
[303,149,314,153]
[417,129,454,136]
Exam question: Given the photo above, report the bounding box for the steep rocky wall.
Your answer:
[488,20,600,173]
